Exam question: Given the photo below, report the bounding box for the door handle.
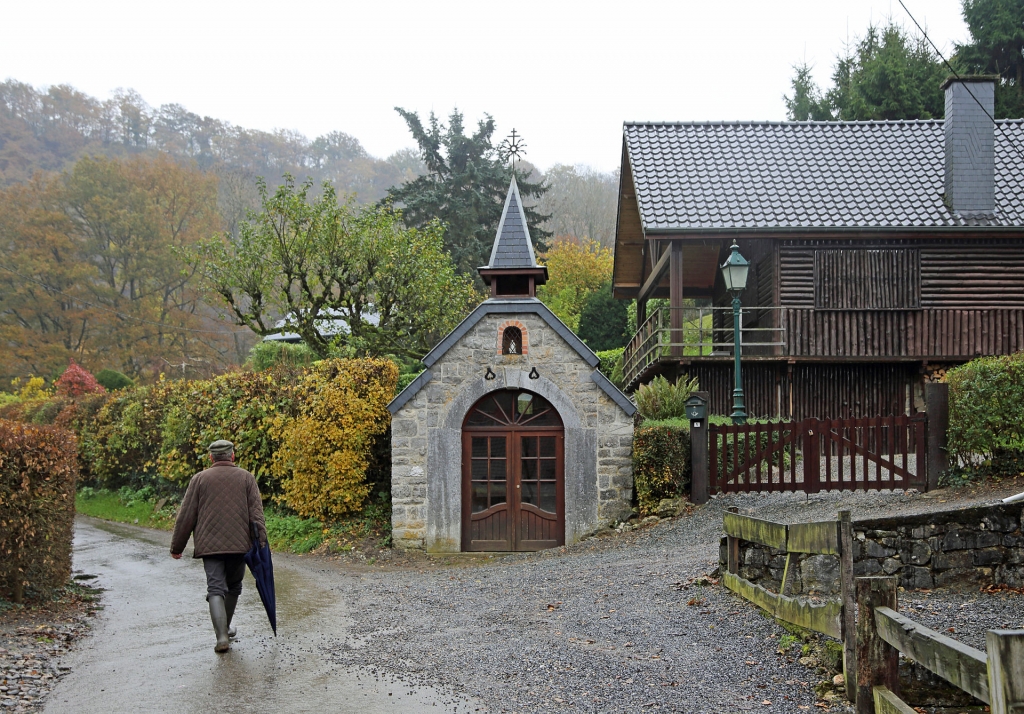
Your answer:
[516,485,520,488]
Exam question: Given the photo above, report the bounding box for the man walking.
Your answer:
[171,439,267,653]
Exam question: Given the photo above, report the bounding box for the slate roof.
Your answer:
[623,120,1024,231]
[487,177,539,267]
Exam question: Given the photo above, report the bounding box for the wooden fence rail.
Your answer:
[856,575,1024,714]
[723,508,857,701]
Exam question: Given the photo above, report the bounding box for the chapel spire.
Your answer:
[478,176,547,298]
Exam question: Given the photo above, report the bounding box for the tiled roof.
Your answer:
[488,177,539,267]
[623,120,1024,231]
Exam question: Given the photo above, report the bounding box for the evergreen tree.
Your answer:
[784,63,834,121]
[785,21,947,121]
[385,108,549,275]
[957,0,1024,118]
[577,282,628,352]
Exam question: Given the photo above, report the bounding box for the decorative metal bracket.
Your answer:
[485,367,496,380]
[528,367,540,380]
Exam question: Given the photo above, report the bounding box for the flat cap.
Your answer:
[208,439,234,456]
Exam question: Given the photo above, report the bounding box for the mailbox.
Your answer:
[685,395,707,421]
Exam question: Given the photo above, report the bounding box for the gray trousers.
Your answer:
[203,555,245,600]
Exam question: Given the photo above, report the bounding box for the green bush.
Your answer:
[578,282,628,351]
[947,352,1024,479]
[0,420,78,603]
[246,341,318,372]
[596,347,625,389]
[632,421,690,515]
[95,369,134,391]
[635,374,699,421]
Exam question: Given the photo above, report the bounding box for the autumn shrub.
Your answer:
[947,352,1024,480]
[83,381,182,490]
[632,419,691,515]
[0,419,78,603]
[634,374,699,421]
[55,360,105,398]
[272,358,397,521]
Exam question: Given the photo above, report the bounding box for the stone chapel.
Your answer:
[388,177,636,552]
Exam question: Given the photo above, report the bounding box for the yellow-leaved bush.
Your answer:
[272,358,397,521]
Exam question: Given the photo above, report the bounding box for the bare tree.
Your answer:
[536,164,619,247]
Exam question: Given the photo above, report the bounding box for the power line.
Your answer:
[897,0,1024,165]
[0,261,251,336]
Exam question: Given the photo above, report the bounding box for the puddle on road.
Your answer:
[44,518,476,713]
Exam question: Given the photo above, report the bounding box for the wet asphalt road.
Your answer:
[45,517,473,714]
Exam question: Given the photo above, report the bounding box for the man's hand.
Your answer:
[171,552,182,559]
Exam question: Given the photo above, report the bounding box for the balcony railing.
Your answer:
[622,306,787,389]
[621,306,1024,390]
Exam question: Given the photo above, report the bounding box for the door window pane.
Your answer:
[521,436,536,457]
[490,437,506,458]
[472,482,489,513]
[490,481,506,505]
[540,459,556,480]
[472,437,487,458]
[540,436,556,457]
[539,483,556,513]
[521,460,537,480]
[521,481,537,506]
[472,460,488,480]
[490,459,506,481]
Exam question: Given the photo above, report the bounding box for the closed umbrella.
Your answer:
[243,522,277,635]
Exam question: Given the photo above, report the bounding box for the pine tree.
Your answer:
[957,0,1024,118]
[385,109,549,275]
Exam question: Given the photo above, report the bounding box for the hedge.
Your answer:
[947,352,1024,477]
[632,418,690,515]
[0,358,398,522]
[0,420,77,603]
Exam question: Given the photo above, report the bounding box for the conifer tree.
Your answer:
[385,108,549,275]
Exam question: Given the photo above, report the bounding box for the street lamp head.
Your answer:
[720,242,750,295]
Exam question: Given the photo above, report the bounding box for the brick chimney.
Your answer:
[942,76,996,216]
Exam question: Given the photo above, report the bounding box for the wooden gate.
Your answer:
[709,414,927,494]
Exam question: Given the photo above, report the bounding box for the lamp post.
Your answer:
[721,243,750,425]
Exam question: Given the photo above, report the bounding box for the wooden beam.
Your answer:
[872,687,917,714]
[787,520,840,554]
[670,240,684,359]
[839,511,857,703]
[638,247,671,303]
[722,571,842,639]
[987,630,1024,714]
[723,511,788,550]
[874,606,989,704]
[856,577,899,714]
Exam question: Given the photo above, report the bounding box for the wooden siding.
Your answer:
[780,239,1024,310]
[679,362,915,420]
[814,249,920,309]
[785,308,1024,357]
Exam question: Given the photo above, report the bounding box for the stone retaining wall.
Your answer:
[719,502,1024,594]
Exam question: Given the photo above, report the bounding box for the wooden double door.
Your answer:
[461,390,565,551]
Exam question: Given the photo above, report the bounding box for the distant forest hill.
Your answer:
[0,80,619,246]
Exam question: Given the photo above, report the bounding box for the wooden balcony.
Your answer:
[622,306,1024,391]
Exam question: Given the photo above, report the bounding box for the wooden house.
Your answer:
[614,77,1024,419]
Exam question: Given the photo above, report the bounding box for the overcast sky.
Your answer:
[3,0,969,173]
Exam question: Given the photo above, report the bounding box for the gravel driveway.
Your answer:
[318,478,1024,713]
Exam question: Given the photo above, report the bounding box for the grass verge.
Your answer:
[75,487,392,554]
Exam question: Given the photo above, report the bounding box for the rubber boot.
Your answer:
[225,593,238,639]
[209,595,231,653]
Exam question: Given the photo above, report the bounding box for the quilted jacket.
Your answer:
[170,462,267,558]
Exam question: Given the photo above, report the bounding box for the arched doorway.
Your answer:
[462,389,564,551]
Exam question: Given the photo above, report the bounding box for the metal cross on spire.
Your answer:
[498,128,527,172]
